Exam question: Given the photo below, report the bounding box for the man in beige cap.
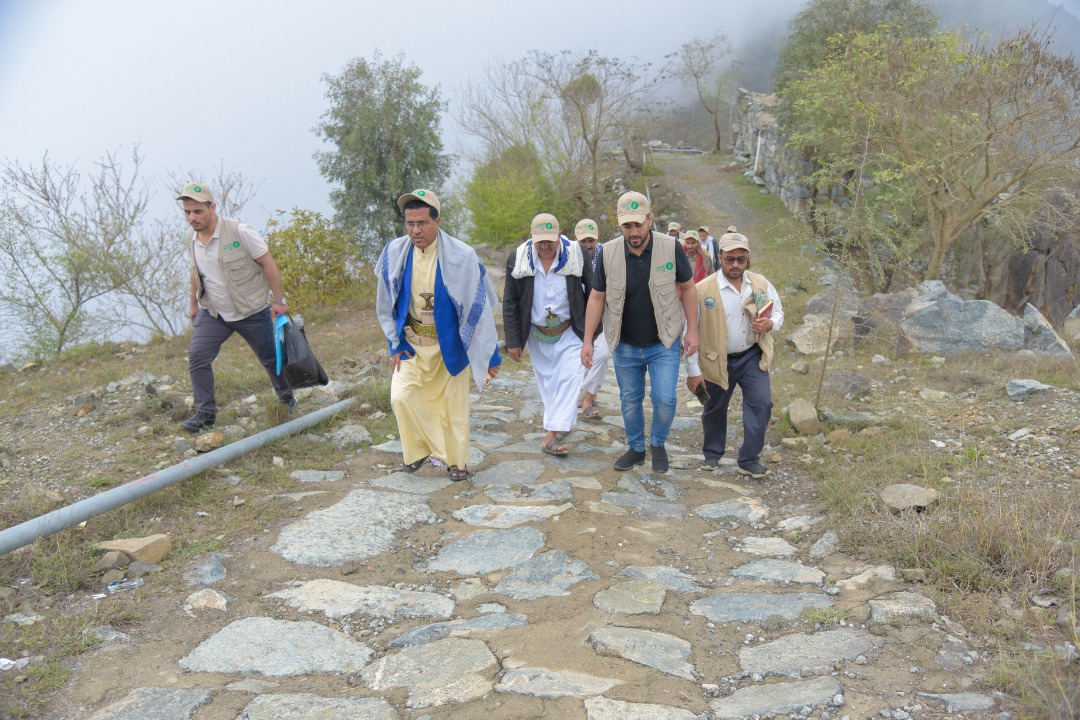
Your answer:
[178,181,295,433]
[503,213,590,455]
[667,221,683,239]
[581,191,699,473]
[685,231,783,478]
[375,189,501,481]
[574,218,607,421]
[698,225,717,262]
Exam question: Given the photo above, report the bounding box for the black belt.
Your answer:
[728,346,759,360]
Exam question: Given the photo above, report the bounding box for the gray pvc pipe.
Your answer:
[0,396,357,556]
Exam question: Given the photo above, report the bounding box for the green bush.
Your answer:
[266,209,360,314]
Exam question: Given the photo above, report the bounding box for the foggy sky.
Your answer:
[2,0,1078,230]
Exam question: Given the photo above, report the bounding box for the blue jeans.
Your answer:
[612,340,682,452]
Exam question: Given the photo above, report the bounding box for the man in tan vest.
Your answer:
[581,191,699,474]
[179,182,294,433]
[685,232,784,478]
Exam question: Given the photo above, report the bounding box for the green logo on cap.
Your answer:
[417,190,426,196]
[545,222,553,229]
[631,201,639,209]
[233,241,240,248]
[193,185,202,193]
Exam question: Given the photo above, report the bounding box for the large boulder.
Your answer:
[1023,304,1073,358]
[898,281,1024,356]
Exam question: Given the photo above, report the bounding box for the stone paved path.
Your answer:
[77,367,999,720]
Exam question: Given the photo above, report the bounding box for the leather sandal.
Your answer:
[401,455,429,473]
[448,466,470,481]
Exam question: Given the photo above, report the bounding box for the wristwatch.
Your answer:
[273,298,287,306]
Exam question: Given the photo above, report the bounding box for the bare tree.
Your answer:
[668,33,737,151]
[455,50,661,223]
[0,150,147,357]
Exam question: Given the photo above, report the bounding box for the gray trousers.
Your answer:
[188,307,292,415]
[701,345,772,468]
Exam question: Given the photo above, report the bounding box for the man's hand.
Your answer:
[189,300,199,324]
[580,340,594,369]
[686,374,705,393]
[508,347,523,362]
[750,317,774,336]
[270,301,287,320]
[485,364,501,385]
[390,350,413,372]
[682,328,699,358]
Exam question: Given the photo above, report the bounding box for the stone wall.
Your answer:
[730,89,1080,326]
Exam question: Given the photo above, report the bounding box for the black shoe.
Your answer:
[614,448,646,471]
[281,395,298,414]
[701,456,720,469]
[737,461,770,478]
[181,411,216,433]
[650,444,669,474]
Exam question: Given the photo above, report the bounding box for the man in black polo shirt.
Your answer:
[581,191,698,473]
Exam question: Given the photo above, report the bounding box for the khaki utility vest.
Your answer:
[695,269,775,390]
[603,232,684,350]
[187,217,270,319]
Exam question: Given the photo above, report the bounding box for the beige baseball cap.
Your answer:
[718,232,751,253]
[667,221,681,232]
[617,191,650,224]
[683,229,700,241]
[177,182,214,203]
[698,225,710,234]
[397,188,441,214]
[574,218,599,240]
[531,213,560,242]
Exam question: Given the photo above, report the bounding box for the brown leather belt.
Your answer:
[531,319,571,336]
[407,315,438,339]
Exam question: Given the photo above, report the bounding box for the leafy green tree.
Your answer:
[668,34,737,151]
[266,209,360,312]
[787,27,1080,280]
[314,51,452,254]
[774,0,937,106]
[464,144,557,247]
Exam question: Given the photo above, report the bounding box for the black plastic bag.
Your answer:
[280,315,329,389]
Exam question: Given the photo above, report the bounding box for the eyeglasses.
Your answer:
[722,256,749,265]
[405,220,432,230]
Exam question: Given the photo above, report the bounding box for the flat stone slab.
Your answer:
[427,526,545,574]
[739,627,885,678]
[739,537,797,557]
[484,481,574,503]
[452,503,573,528]
[491,440,546,455]
[264,579,453,621]
[87,688,212,720]
[562,475,603,490]
[183,553,227,586]
[593,580,666,614]
[179,617,372,676]
[731,559,825,585]
[493,549,598,599]
[869,590,939,624]
[388,613,528,648]
[360,637,497,709]
[617,566,703,593]
[917,692,997,712]
[601,476,686,519]
[584,696,698,719]
[588,626,695,680]
[238,693,400,719]
[368,471,452,494]
[470,429,513,447]
[289,469,345,483]
[690,593,831,623]
[496,667,621,699]
[709,677,843,719]
[541,454,610,474]
[696,497,769,524]
[272,488,435,566]
[471,459,546,485]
